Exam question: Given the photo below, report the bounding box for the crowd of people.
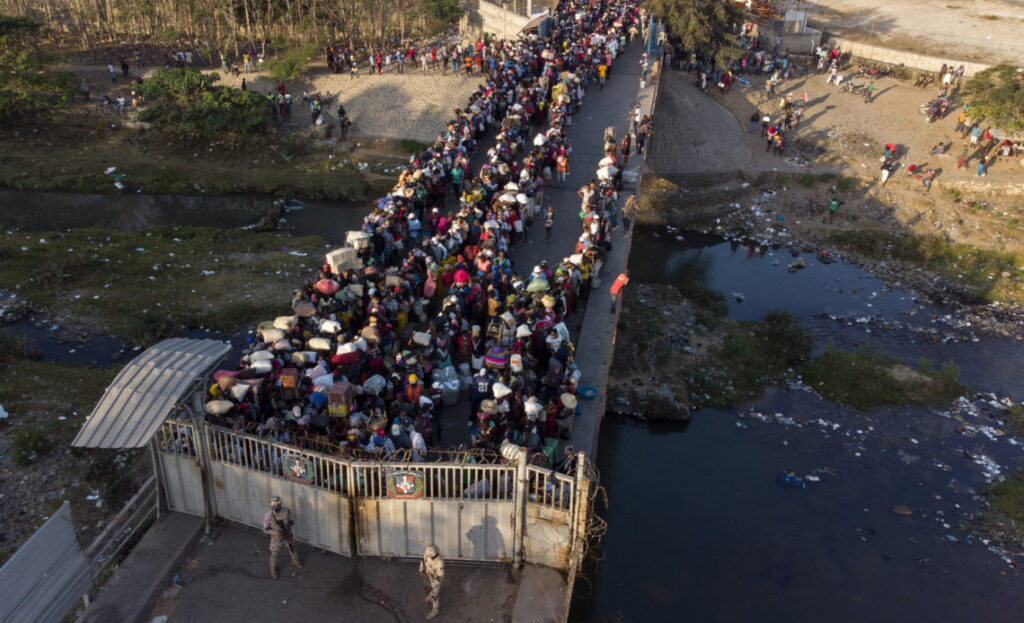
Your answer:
[195,0,646,473]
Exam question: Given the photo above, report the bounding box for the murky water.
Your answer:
[571,227,1024,622]
[0,190,365,244]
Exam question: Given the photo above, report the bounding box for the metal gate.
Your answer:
[156,421,205,517]
[351,462,517,562]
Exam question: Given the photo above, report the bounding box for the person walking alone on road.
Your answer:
[609,270,629,314]
[544,206,554,243]
[263,496,302,579]
[420,545,444,620]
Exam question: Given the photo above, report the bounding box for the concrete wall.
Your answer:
[462,0,532,39]
[828,36,990,77]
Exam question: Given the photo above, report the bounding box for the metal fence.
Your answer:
[526,465,575,511]
[204,425,350,495]
[155,421,587,569]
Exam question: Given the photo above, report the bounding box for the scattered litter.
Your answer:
[893,506,913,516]
[779,472,806,488]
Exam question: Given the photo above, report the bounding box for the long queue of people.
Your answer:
[200,0,645,473]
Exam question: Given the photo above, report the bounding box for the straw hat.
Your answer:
[480,399,498,415]
[560,393,578,409]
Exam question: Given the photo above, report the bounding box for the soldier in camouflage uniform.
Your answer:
[419,545,444,619]
[263,496,302,579]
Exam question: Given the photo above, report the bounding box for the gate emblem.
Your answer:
[283,454,315,484]
[387,471,424,499]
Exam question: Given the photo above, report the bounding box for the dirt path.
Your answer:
[71,62,481,143]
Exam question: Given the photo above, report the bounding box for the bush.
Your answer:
[963,63,1024,132]
[265,42,320,82]
[0,16,75,127]
[139,67,268,135]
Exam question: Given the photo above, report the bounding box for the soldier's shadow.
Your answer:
[466,515,504,560]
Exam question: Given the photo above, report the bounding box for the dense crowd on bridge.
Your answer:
[192,0,646,472]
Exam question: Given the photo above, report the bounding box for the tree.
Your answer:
[962,63,1024,132]
[644,0,746,67]
[139,67,268,135]
[0,16,74,126]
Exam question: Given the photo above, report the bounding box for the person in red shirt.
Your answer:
[609,270,629,314]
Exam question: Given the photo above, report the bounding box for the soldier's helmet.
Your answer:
[270,496,283,510]
[425,545,439,559]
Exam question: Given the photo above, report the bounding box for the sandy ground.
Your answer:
[75,62,482,143]
[809,0,1024,63]
[650,62,1024,254]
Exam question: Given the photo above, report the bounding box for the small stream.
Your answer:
[571,227,1024,621]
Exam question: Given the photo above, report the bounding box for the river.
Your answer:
[570,226,1024,622]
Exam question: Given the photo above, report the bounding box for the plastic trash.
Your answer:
[778,472,806,488]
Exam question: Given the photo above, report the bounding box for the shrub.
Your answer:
[265,41,320,82]
[963,63,1024,131]
[139,67,268,135]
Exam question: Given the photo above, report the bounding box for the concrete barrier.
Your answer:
[827,36,990,77]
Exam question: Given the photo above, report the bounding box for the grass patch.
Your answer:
[399,138,429,154]
[681,281,728,328]
[799,172,838,187]
[980,14,1001,20]
[828,230,1024,304]
[977,470,1024,548]
[1005,404,1024,437]
[0,227,326,344]
[0,333,116,465]
[801,342,965,411]
[689,311,812,408]
[835,176,853,193]
[945,188,962,203]
[0,113,370,200]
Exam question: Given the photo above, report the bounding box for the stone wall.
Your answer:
[827,37,990,77]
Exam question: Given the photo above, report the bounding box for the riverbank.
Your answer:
[0,110,409,201]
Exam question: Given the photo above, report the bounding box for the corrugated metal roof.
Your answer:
[72,338,230,448]
[0,502,90,623]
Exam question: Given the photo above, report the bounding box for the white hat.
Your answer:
[492,382,512,399]
[516,324,532,338]
[561,393,578,409]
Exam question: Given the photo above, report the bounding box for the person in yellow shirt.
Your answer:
[598,63,608,89]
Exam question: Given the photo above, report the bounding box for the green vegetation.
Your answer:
[681,280,728,328]
[0,114,371,199]
[265,41,321,81]
[689,311,812,407]
[0,331,116,465]
[10,426,55,466]
[646,0,747,66]
[400,138,429,154]
[420,0,465,31]
[139,67,268,135]
[828,230,1024,304]
[801,342,965,411]
[0,16,75,127]
[1005,404,1024,437]
[978,470,1024,547]
[962,63,1024,131]
[0,227,326,345]
[800,172,838,187]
